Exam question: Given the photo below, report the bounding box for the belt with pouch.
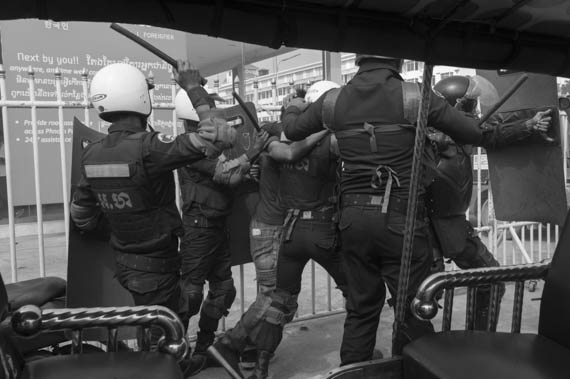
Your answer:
[188,214,225,228]
[116,253,181,274]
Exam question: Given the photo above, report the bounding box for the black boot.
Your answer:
[473,283,505,331]
[180,349,208,378]
[247,350,272,379]
[194,330,219,367]
[208,337,244,378]
[240,345,257,370]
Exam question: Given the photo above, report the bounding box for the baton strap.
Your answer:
[283,209,300,242]
[370,165,401,213]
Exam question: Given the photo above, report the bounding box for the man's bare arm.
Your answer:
[267,129,329,162]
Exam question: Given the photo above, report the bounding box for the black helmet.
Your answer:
[433,75,478,113]
[433,76,470,106]
[355,54,403,71]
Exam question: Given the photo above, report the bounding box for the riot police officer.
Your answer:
[172,62,333,377]
[70,62,235,375]
[429,75,552,329]
[282,54,520,364]
[174,89,268,373]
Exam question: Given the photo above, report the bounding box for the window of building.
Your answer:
[403,60,424,73]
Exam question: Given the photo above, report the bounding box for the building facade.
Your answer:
[208,52,477,121]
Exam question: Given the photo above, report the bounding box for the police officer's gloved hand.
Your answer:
[197,117,236,150]
[173,59,203,90]
[213,155,250,186]
[246,130,269,161]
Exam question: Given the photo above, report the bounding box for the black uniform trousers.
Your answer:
[338,201,434,365]
[278,217,347,295]
[116,259,186,347]
[180,220,232,287]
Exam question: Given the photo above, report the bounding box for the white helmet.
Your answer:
[305,80,341,103]
[175,89,199,122]
[90,63,151,122]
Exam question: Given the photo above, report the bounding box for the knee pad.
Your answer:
[184,284,204,317]
[202,279,237,319]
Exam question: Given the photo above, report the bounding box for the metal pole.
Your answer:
[0,65,18,282]
[393,63,433,355]
[55,68,70,253]
[81,69,90,128]
[27,67,45,277]
[311,260,316,315]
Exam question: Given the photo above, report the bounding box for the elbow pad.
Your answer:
[197,117,236,148]
[188,133,223,158]
[70,202,101,231]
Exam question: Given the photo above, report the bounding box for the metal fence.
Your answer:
[0,67,565,326]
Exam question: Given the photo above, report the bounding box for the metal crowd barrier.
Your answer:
[0,66,565,327]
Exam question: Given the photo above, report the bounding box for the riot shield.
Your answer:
[220,101,257,159]
[220,102,260,265]
[67,117,134,308]
[476,70,567,225]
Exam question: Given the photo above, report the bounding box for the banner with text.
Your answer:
[0,20,187,205]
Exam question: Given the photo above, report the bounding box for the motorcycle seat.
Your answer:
[6,277,66,311]
[22,351,183,379]
[403,330,570,379]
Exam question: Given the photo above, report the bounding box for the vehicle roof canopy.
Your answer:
[3,1,569,76]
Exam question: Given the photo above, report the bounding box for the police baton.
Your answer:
[478,74,528,126]
[110,23,207,86]
[232,91,261,132]
[207,346,244,379]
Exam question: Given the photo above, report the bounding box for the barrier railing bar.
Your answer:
[27,68,46,277]
[55,69,70,253]
[0,65,18,282]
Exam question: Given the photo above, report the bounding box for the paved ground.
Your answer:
[0,231,548,379]
[193,282,543,379]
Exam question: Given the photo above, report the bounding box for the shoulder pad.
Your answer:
[322,87,341,131]
[402,82,421,124]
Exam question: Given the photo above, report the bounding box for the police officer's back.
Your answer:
[70,64,234,376]
[282,55,499,364]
